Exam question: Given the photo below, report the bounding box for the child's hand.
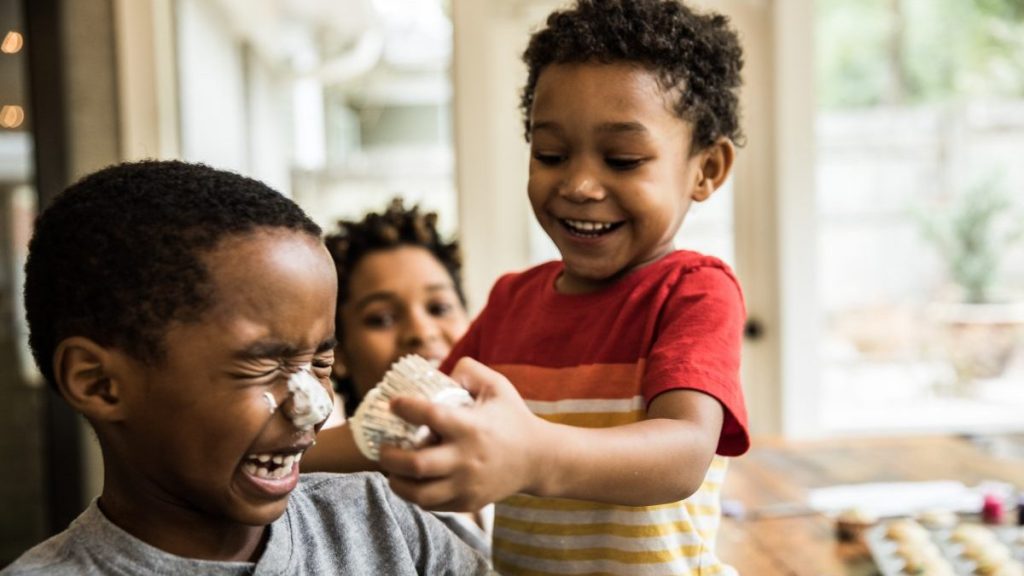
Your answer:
[378,357,546,512]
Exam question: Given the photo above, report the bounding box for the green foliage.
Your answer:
[818,0,1024,109]
[920,175,1024,303]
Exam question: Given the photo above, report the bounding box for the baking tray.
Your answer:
[865,520,1024,575]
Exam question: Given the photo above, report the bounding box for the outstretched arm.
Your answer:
[379,357,723,511]
[301,423,380,473]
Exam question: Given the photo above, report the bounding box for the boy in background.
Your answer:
[379,1,750,574]
[2,160,490,575]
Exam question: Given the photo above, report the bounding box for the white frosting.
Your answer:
[262,391,278,414]
[286,366,333,430]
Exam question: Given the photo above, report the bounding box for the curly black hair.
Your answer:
[24,160,322,390]
[324,198,463,415]
[520,0,744,150]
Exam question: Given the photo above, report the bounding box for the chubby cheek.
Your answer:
[527,178,552,210]
[342,335,394,395]
[441,319,469,347]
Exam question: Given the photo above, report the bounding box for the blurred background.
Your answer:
[1,0,1023,565]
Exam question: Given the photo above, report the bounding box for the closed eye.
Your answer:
[312,357,334,370]
[606,157,645,170]
[532,151,564,166]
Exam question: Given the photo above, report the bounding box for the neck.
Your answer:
[99,474,267,562]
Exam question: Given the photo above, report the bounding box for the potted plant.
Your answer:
[920,174,1024,386]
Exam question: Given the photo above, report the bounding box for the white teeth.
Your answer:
[244,451,302,480]
[564,219,613,233]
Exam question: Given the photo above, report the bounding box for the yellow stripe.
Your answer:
[491,559,732,576]
[503,495,684,513]
[708,456,729,471]
[492,538,710,563]
[537,410,644,427]
[682,503,721,517]
[498,516,695,538]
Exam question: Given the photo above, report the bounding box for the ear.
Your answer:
[53,337,128,422]
[692,137,736,202]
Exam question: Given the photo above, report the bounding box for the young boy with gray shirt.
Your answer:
[2,160,491,575]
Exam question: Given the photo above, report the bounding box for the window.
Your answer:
[816,0,1024,433]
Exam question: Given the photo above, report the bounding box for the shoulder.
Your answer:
[291,471,391,506]
[663,250,737,279]
[660,251,743,300]
[1,526,85,575]
[494,261,559,292]
[289,473,491,573]
[479,261,560,310]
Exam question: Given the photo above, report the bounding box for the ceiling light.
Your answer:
[0,105,25,128]
[1,31,23,54]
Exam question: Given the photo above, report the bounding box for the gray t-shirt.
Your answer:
[2,472,492,575]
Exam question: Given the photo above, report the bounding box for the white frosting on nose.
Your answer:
[286,366,333,430]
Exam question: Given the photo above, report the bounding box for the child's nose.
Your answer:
[400,309,441,350]
[560,171,604,202]
[278,368,334,431]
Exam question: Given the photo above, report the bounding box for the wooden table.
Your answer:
[716,435,1024,575]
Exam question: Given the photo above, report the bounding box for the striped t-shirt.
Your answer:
[441,251,750,575]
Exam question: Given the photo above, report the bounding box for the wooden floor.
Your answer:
[716,435,1024,575]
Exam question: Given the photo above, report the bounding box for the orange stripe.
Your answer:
[494,362,646,401]
[537,410,644,427]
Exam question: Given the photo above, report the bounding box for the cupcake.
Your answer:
[916,508,959,530]
[885,518,931,544]
[835,507,878,542]
[349,354,473,461]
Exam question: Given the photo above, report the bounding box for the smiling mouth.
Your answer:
[242,450,303,480]
[560,218,624,238]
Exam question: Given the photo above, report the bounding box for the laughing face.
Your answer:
[336,245,469,403]
[105,229,337,545]
[528,62,715,294]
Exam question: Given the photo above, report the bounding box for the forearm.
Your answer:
[303,423,380,473]
[526,417,717,506]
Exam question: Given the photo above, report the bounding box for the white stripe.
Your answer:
[492,550,737,576]
[525,396,644,415]
[497,502,701,526]
[493,525,705,550]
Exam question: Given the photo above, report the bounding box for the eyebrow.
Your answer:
[234,337,338,360]
[531,120,650,137]
[351,283,456,311]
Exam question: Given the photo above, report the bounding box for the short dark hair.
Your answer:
[324,198,463,415]
[24,160,321,390]
[520,0,744,150]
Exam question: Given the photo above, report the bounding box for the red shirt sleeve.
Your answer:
[642,265,750,456]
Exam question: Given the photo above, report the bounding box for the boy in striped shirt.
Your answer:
[380,1,750,573]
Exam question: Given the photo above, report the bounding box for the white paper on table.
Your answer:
[806,480,987,518]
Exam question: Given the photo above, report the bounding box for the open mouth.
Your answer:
[559,218,624,238]
[242,450,303,480]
